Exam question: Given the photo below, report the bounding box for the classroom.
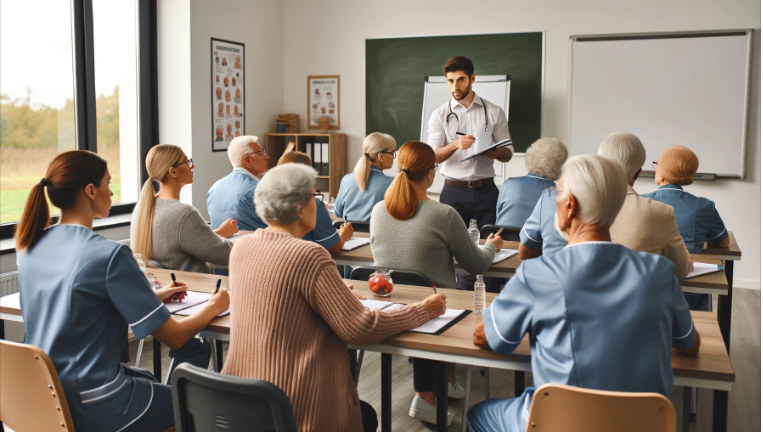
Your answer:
[0,0,759,431]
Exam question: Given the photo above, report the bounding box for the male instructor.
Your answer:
[427,56,513,291]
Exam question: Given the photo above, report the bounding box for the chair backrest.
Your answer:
[332,220,371,233]
[117,238,131,247]
[171,363,297,432]
[0,340,75,431]
[350,266,432,287]
[525,383,676,432]
[480,224,521,242]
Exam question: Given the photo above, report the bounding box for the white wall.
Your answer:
[189,0,284,219]
[282,0,761,288]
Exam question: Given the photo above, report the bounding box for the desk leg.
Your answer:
[216,340,224,370]
[0,319,5,340]
[682,387,691,432]
[712,390,728,432]
[152,338,161,379]
[348,349,357,381]
[514,371,524,397]
[436,361,448,432]
[718,260,734,352]
[381,353,392,432]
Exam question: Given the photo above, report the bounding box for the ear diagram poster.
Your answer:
[212,38,245,151]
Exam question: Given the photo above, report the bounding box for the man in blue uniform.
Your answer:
[468,155,700,432]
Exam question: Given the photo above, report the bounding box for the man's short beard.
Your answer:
[452,82,472,101]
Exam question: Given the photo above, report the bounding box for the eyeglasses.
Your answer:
[432,163,440,171]
[546,187,563,199]
[173,158,194,169]
[380,151,397,159]
[311,193,324,204]
[652,161,658,170]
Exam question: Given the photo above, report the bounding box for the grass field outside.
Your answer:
[1,184,122,223]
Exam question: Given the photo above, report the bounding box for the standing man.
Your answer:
[427,56,513,291]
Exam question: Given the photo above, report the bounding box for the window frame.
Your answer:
[0,0,158,239]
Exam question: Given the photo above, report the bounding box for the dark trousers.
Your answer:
[360,400,379,432]
[413,358,442,393]
[439,182,503,293]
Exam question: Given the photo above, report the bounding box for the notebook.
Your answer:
[342,237,371,251]
[685,262,724,279]
[359,299,402,311]
[173,302,230,317]
[493,249,518,263]
[163,291,226,315]
[408,309,471,335]
[459,138,514,162]
[227,232,243,242]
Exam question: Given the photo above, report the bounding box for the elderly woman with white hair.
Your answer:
[496,137,567,227]
[206,135,270,231]
[468,155,700,432]
[221,163,447,432]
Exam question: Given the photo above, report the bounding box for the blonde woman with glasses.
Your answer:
[334,132,396,222]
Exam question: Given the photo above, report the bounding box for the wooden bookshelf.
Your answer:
[264,133,346,198]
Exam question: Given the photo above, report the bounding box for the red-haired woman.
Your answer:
[15,150,229,432]
[369,141,504,426]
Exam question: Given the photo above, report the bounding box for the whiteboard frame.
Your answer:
[567,29,753,179]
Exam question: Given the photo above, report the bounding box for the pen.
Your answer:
[214,279,222,295]
[170,273,176,285]
[431,282,437,294]
[455,132,466,136]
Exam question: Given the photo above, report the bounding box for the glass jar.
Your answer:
[368,270,393,297]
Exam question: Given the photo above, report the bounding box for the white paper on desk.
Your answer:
[0,292,20,310]
[408,308,466,334]
[359,299,401,311]
[174,302,230,317]
[164,291,212,314]
[493,249,518,264]
[685,262,724,279]
[342,237,371,251]
[227,233,243,242]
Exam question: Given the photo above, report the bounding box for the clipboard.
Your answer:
[408,309,472,335]
[460,138,513,162]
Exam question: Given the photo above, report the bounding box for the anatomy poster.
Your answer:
[212,38,245,151]
[308,75,340,130]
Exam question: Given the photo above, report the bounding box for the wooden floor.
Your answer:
[130,288,760,432]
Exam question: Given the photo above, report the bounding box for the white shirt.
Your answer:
[426,92,512,181]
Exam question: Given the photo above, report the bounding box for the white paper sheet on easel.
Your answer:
[493,249,518,263]
[408,308,468,334]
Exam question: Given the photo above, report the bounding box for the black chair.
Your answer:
[480,224,521,242]
[171,363,297,432]
[332,219,371,233]
[349,266,431,287]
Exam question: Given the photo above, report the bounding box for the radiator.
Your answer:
[0,271,20,297]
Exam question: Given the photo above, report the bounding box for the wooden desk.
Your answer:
[127,269,733,432]
[700,231,742,357]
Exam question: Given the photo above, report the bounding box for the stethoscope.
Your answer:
[446,97,489,142]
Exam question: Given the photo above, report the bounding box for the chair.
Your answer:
[524,383,676,432]
[349,266,431,287]
[0,340,75,431]
[171,363,297,432]
[480,224,521,242]
[332,219,371,233]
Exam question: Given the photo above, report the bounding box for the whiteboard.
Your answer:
[420,75,511,193]
[569,30,753,178]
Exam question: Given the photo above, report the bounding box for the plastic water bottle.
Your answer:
[468,219,480,244]
[328,197,337,215]
[474,275,486,315]
[133,253,146,274]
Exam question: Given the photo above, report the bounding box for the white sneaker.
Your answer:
[409,395,453,425]
[448,381,465,399]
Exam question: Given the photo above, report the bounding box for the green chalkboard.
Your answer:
[366,33,543,153]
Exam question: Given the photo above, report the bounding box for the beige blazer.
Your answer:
[611,186,691,280]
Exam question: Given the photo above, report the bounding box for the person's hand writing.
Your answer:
[155,280,188,303]
[339,222,354,241]
[452,135,475,151]
[486,228,504,252]
[208,289,230,315]
[422,294,446,319]
[215,218,238,238]
[473,319,489,347]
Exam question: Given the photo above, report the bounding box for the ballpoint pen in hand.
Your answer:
[214,279,222,295]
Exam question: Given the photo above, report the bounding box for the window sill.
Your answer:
[0,213,132,256]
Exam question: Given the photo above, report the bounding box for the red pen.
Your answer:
[431,282,437,294]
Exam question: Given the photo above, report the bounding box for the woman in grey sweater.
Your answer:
[370,141,504,426]
[131,144,237,273]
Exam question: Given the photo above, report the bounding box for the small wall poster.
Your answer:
[307,75,340,130]
[211,38,245,151]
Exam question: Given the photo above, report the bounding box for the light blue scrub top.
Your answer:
[641,184,728,253]
[483,242,695,426]
[519,188,568,255]
[18,225,171,432]
[334,166,394,222]
[303,198,340,249]
[496,173,556,228]
[206,168,267,231]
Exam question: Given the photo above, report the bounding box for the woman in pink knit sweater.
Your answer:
[221,163,447,432]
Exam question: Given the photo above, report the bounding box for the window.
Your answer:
[0,0,158,238]
[0,0,77,223]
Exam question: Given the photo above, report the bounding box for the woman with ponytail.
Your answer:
[369,141,504,426]
[16,151,230,432]
[334,132,396,221]
[131,144,237,273]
